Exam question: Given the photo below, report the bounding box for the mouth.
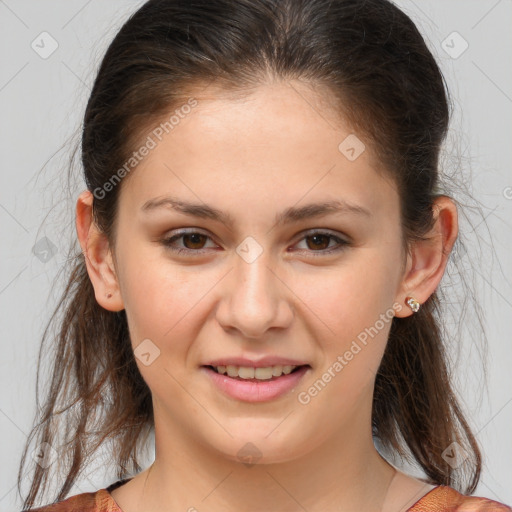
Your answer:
[203,364,310,381]
[200,364,311,402]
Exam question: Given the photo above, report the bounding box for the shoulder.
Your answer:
[409,485,512,512]
[23,488,121,512]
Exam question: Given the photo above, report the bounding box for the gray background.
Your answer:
[1,0,511,509]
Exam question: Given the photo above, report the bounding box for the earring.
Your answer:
[405,296,420,313]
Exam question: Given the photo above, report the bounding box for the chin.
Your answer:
[206,428,315,466]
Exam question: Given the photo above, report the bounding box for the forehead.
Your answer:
[119,81,398,220]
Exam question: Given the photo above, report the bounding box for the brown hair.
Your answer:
[18,0,484,508]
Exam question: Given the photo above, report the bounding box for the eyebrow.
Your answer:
[141,195,372,226]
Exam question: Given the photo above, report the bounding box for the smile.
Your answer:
[201,364,311,402]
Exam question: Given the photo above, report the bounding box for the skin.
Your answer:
[76,80,458,512]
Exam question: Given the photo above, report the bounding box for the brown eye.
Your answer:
[161,230,216,255]
[181,233,208,249]
[305,233,331,251]
[161,229,349,257]
[293,230,349,256]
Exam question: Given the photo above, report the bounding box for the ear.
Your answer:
[75,190,125,312]
[394,195,458,318]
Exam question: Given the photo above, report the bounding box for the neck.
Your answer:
[135,407,397,511]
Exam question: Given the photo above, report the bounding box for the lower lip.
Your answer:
[201,365,310,402]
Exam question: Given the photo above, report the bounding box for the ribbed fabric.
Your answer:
[408,485,512,512]
[27,483,512,511]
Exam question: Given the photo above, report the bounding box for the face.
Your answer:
[109,81,408,464]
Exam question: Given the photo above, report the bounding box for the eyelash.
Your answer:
[160,229,350,257]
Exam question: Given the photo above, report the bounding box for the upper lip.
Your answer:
[202,356,310,368]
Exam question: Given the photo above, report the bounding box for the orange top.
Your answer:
[27,481,512,512]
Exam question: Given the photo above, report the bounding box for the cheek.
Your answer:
[293,248,403,407]
[117,244,207,351]
[297,250,401,336]
[117,250,213,407]
[294,266,397,420]
[117,226,403,363]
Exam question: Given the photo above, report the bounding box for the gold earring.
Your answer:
[405,296,420,313]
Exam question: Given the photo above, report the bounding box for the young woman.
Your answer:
[18,0,511,511]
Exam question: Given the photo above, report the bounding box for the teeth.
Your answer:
[214,364,298,380]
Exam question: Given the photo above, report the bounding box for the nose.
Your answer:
[215,245,294,339]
